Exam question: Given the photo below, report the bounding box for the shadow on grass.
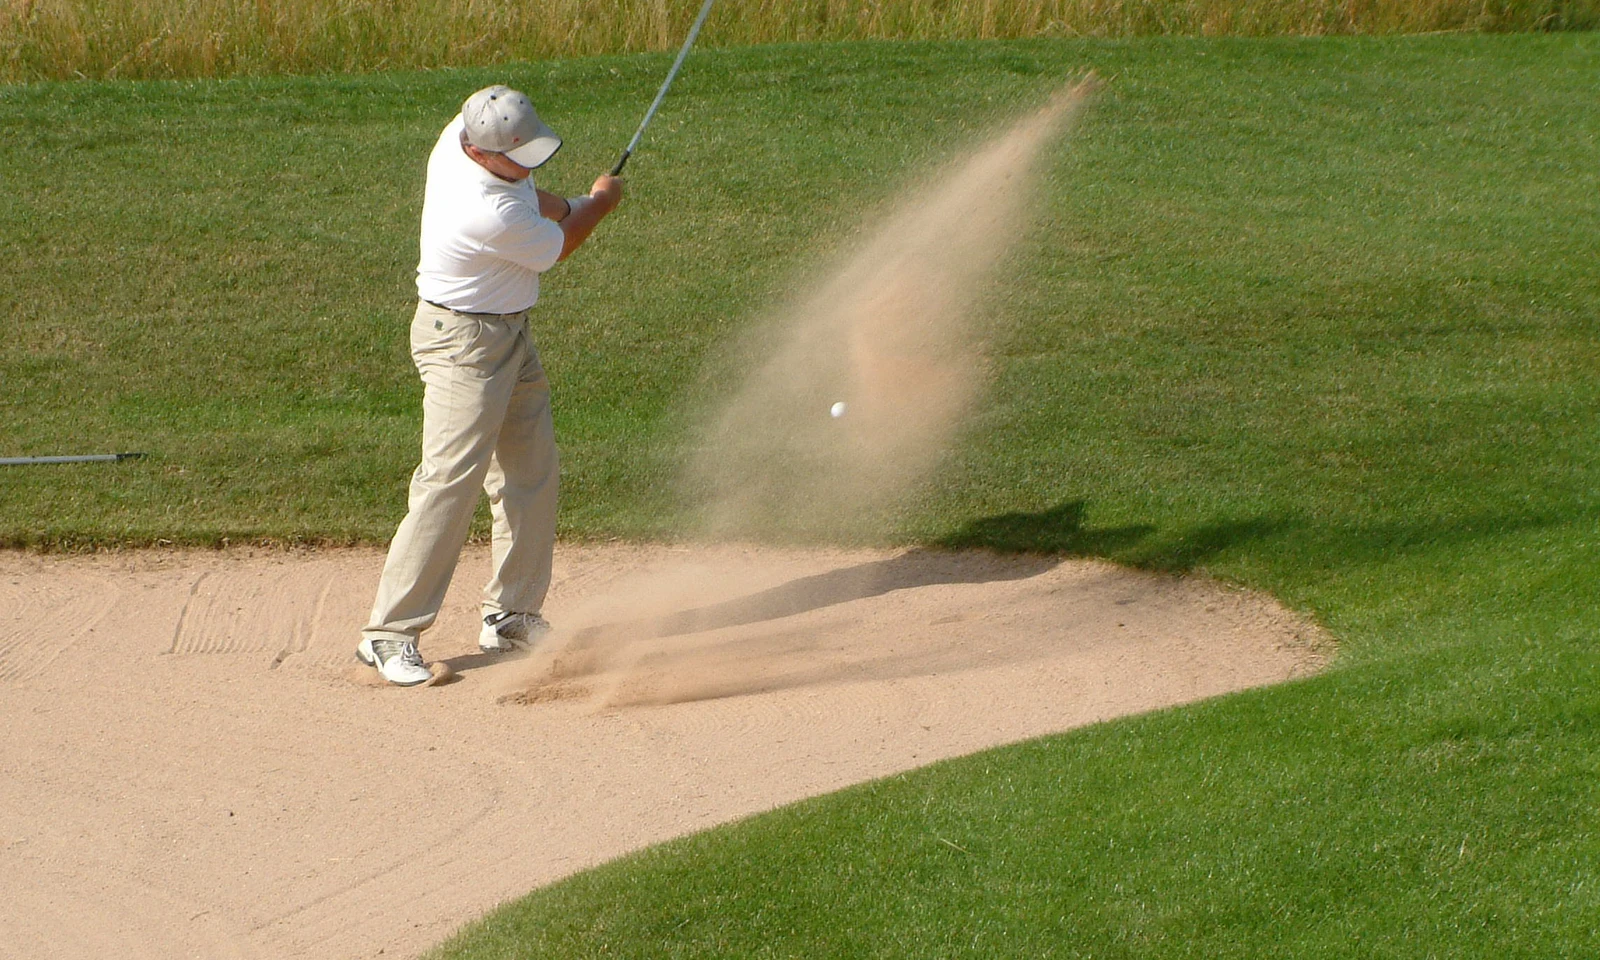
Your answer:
[936,500,1154,556]
[935,499,1282,573]
[935,499,1579,575]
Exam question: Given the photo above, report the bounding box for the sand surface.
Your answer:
[0,542,1324,960]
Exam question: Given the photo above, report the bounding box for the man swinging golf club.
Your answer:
[359,85,623,686]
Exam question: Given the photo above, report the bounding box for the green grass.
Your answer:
[4,34,1600,956]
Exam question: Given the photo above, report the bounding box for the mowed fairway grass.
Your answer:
[5,34,1600,956]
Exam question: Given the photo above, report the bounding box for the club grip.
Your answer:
[610,149,631,177]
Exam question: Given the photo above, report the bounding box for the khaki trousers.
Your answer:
[364,300,559,646]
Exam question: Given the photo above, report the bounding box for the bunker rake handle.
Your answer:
[0,452,146,466]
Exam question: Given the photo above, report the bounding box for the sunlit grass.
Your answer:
[3,0,1594,82]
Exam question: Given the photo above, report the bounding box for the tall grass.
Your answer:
[3,0,1594,82]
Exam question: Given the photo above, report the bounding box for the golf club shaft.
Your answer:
[611,0,717,176]
[0,452,145,466]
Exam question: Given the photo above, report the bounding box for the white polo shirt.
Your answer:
[415,115,565,315]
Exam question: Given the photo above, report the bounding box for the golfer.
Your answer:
[359,85,623,686]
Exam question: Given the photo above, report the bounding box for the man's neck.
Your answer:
[459,131,530,183]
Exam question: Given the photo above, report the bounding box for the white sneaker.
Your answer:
[479,611,551,654]
[356,636,433,686]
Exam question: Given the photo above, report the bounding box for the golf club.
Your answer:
[610,0,717,176]
[0,452,146,466]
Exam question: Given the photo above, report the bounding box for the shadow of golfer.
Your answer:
[571,546,1063,645]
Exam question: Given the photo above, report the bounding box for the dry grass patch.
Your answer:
[3,0,1595,81]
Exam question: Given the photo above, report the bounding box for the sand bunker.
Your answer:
[0,542,1323,960]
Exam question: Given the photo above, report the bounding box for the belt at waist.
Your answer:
[421,299,529,320]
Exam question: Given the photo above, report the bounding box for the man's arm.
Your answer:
[535,189,571,222]
[555,175,624,262]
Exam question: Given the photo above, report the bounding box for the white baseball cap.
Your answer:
[462,85,562,169]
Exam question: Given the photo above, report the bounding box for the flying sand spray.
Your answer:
[508,75,1102,705]
[695,74,1102,541]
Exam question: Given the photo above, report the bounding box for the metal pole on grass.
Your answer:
[0,453,147,466]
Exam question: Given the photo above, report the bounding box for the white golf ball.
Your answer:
[830,401,847,419]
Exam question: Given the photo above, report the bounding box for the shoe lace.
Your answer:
[374,638,425,668]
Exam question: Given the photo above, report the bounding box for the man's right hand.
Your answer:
[588,174,624,213]
[556,174,624,261]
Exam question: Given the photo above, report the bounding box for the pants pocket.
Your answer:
[450,317,506,379]
[411,305,514,380]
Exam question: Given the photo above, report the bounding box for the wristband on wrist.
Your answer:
[565,195,592,220]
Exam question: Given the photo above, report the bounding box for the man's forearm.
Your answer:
[535,189,571,222]
[556,175,624,261]
[557,196,608,261]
